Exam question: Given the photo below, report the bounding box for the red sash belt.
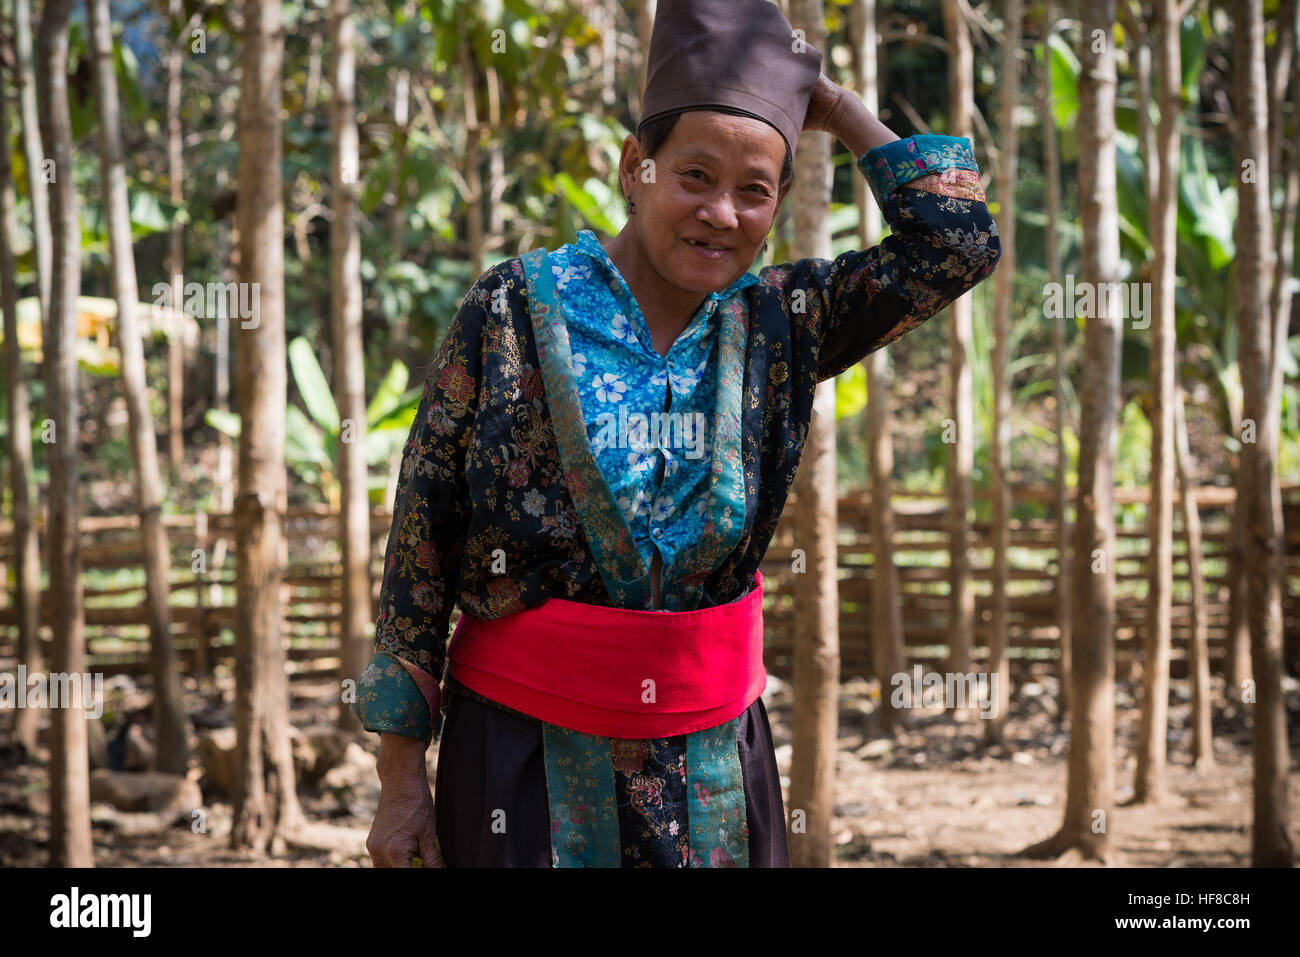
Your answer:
[446,571,766,738]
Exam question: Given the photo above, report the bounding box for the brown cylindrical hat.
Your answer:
[639,0,824,155]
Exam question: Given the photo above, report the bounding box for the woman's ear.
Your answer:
[620,134,644,196]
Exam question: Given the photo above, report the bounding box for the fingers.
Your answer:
[417,817,445,868]
[367,826,417,868]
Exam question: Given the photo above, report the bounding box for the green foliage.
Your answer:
[1036,32,1080,163]
[204,339,421,506]
[1114,398,1152,526]
[836,362,867,421]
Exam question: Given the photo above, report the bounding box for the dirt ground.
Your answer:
[1,670,1297,868]
[789,673,1300,868]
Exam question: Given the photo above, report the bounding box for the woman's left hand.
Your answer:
[802,75,848,134]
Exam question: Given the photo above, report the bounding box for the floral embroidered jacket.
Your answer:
[353,135,1000,851]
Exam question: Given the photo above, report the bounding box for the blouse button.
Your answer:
[652,527,664,540]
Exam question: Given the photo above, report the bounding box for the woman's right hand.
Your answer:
[367,732,444,867]
[801,74,848,134]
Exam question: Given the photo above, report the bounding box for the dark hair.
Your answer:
[634,110,794,194]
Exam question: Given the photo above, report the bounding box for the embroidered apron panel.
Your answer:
[542,719,750,868]
[685,717,749,867]
[541,724,622,867]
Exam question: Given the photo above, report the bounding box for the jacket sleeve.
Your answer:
[772,133,1002,383]
[350,268,492,745]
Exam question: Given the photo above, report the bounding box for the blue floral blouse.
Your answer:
[352,133,1001,866]
[549,230,759,609]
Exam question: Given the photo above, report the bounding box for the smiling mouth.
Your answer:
[684,239,732,252]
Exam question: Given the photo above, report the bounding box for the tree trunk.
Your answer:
[89,0,190,774]
[37,0,92,868]
[1268,10,1299,417]
[1041,0,1071,721]
[1174,391,1213,768]
[206,52,238,674]
[1221,0,1293,706]
[852,0,905,736]
[787,0,839,870]
[1134,0,1180,807]
[1265,0,1295,187]
[10,0,50,739]
[1233,0,1294,869]
[1130,15,1156,214]
[330,0,370,730]
[942,0,975,683]
[1225,459,1252,696]
[14,0,50,320]
[985,0,1022,745]
[1026,0,1119,863]
[0,24,43,756]
[387,0,413,369]
[232,0,303,854]
[459,39,483,281]
[167,0,185,470]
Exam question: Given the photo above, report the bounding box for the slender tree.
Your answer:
[1265,0,1295,187]
[1174,392,1213,768]
[0,33,42,756]
[11,0,51,746]
[37,0,92,868]
[1233,0,1293,869]
[787,0,839,869]
[1268,3,1299,412]
[1219,0,1289,701]
[232,0,303,853]
[205,49,239,677]
[1027,0,1120,862]
[386,0,414,369]
[7,0,50,751]
[985,0,1022,745]
[941,0,975,685]
[852,0,905,735]
[166,0,185,469]
[459,38,484,280]
[1224,424,1252,696]
[330,0,370,729]
[1041,0,1071,719]
[13,0,49,319]
[88,0,190,773]
[1134,0,1180,807]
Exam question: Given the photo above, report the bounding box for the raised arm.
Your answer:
[770,93,1002,383]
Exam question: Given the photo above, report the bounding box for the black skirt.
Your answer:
[433,674,790,867]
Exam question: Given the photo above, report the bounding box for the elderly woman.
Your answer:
[355,0,1000,868]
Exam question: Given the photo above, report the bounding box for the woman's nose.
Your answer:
[696,192,740,230]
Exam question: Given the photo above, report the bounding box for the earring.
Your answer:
[761,238,769,254]
[624,194,635,215]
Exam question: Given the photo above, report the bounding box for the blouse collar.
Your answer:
[572,229,758,314]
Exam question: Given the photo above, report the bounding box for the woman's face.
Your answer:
[619,110,788,295]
